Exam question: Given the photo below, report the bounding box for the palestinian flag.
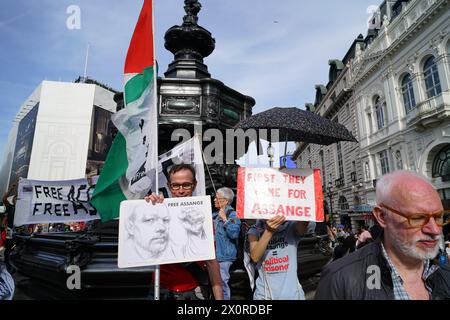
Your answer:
[91,0,158,222]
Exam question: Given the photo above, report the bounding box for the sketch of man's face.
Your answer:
[179,207,205,238]
[128,204,171,259]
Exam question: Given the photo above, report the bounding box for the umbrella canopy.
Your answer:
[234,107,357,146]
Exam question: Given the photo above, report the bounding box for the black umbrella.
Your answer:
[234,107,357,146]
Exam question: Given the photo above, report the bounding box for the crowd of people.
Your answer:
[144,166,450,300]
[1,166,450,300]
[326,224,382,261]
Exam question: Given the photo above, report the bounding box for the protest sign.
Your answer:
[236,168,324,222]
[118,196,215,268]
[14,177,100,226]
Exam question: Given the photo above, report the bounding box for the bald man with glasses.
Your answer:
[316,170,450,300]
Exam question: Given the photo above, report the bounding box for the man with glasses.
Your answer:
[144,163,223,300]
[316,170,450,300]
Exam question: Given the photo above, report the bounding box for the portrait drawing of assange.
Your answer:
[124,202,178,263]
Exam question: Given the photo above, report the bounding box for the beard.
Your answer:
[390,231,442,260]
[133,235,168,259]
[148,236,168,254]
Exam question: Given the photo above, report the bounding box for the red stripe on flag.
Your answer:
[236,168,246,219]
[124,0,154,74]
[314,169,324,222]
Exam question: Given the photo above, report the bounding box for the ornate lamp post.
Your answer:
[328,181,334,225]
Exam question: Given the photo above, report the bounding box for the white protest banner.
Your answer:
[14,177,100,226]
[118,196,215,268]
[236,168,324,222]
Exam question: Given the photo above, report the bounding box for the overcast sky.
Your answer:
[0,0,379,166]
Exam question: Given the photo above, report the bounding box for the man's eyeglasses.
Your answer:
[169,183,194,190]
[378,203,449,229]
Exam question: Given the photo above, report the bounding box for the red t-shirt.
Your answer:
[157,264,199,292]
[154,220,216,293]
[0,230,6,246]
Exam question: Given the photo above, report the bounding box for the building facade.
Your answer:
[0,79,117,195]
[350,0,450,209]
[294,0,450,231]
[293,46,367,231]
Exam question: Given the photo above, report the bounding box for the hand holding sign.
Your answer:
[265,215,286,233]
[144,193,164,205]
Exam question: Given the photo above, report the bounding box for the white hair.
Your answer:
[217,187,234,204]
[390,228,442,260]
[375,170,430,205]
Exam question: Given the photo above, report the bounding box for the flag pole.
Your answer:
[151,0,160,301]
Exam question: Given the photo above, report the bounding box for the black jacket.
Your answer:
[315,238,450,300]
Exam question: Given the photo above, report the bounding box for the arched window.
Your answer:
[432,145,450,181]
[401,74,416,113]
[423,56,442,98]
[338,196,349,211]
[374,96,385,129]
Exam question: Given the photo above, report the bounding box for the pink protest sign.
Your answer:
[237,168,324,222]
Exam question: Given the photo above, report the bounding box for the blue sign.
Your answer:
[353,204,374,212]
[280,155,296,168]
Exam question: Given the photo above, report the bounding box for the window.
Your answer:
[379,150,390,175]
[337,142,344,179]
[320,151,326,186]
[338,196,349,211]
[395,150,403,170]
[423,56,442,98]
[367,113,373,134]
[432,145,450,181]
[374,96,385,129]
[351,161,357,181]
[401,74,416,113]
[364,162,370,180]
